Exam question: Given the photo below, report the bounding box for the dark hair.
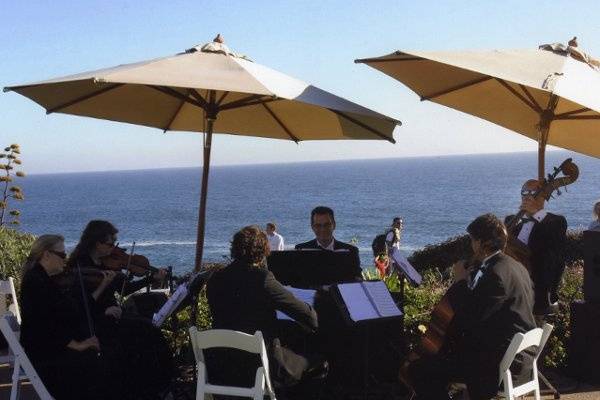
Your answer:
[311,206,335,225]
[68,220,118,267]
[230,225,270,265]
[466,213,507,252]
[266,222,276,230]
[393,217,403,223]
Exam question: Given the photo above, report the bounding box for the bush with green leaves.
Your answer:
[0,227,35,288]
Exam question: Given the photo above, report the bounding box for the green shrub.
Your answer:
[0,227,35,288]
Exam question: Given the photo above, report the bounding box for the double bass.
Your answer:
[399,158,579,390]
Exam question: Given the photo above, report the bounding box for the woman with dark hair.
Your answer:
[206,225,326,393]
[20,234,118,399]
[68,220,174,399]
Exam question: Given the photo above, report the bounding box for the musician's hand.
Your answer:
[104,305,122,319]
[452,260,469,282]
[153,268,168,282]
[68,336,101,352]
[92,270,119,300]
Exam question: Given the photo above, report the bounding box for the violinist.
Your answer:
[507,179,567,317]
[406,214,536,400]
[19,235,118,400]
[67,220,174,399]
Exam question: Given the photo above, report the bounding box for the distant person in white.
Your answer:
[589,200,600,231]
[266,222,285,251]
[385,217,403,251]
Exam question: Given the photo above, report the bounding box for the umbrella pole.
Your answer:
[194,118,214,271]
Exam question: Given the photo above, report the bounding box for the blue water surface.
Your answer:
[14,151,600,275]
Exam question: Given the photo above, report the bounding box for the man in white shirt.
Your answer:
[385,217,403,252]
[266,222,284,251]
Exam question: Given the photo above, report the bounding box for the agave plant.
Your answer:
[0,144,26,226]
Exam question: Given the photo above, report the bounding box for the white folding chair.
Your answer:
[188,327,276,400]
[497,323,553,400]
[0,313,54,400]
[0,277,21,365]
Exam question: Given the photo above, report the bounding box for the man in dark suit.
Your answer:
[407,214,536,400]
[511,179,568,317]
[207,226,326,390]
[295,206,362,280]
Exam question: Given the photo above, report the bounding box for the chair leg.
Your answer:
[10,361,21,400]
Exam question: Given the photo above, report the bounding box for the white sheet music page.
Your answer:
[152,284,188,327]
[391,248,423,285]
[337,282,379,322]
[277,287,317,320]
[362,281,402,318]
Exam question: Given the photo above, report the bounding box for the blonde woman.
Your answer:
[19,235,117,400]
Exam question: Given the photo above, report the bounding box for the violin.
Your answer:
[53,266,125,291]
[101,246,161,277]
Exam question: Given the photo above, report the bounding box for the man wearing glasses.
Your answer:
[295,206,361,279]
[511,179,567,318]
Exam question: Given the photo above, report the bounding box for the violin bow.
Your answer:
[76,261,99,355]
[118,241,136,304]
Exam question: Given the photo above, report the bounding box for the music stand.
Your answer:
[268,250,360,288]
[390,248,422,309]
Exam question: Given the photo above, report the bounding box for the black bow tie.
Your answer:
[521,216,537,223]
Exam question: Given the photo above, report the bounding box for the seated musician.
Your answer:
[407,214,536,400]
[588,199,600,231]
[295,206,362,280]
[507,179,567,317]
[19,235,119,400]
[206,225,327,390]
[67,220,174,398]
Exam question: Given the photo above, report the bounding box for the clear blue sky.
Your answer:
[2,0,599,173]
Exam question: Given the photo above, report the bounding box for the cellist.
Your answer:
[406,214,536,400]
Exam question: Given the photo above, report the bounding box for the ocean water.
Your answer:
[13,151,600,275]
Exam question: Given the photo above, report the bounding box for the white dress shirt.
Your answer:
[267,232,285,251]
[517,209,547,245]
[316,237,335,250]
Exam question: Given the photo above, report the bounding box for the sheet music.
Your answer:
[152,284,188,327]
[391,248,422,286]
[337,283,379,322]
[362,281,402,318]
[277,286,317,320]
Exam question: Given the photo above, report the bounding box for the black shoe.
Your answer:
[304,360,329,381]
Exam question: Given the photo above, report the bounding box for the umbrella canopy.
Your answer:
[356,38,600,179]
[5,35,400,269]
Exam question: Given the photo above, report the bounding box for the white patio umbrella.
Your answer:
[356,38,600,180]
[5,35,400,269]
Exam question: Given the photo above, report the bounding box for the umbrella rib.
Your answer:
[555,107,592,118]
[556,115,600,120]
[354,56,422,64]
[261,103,299,143]
[46,83,123,114]
[494,79,539,113]
[189,90,209,109]
[518,85,543,113]
[216,91,230,106]
[163,89,190,133]
[421,76,492,101]
[331,110,396,144]
[147,86,206,110]
[219,95,276,111]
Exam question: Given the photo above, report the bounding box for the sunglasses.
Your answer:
[313,222,333,229]
[520,189,538,197]
[49,250,67,259]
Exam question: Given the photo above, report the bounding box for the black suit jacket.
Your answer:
[452,253,536,397]
[510,212,567,312]
[206,260,319,387]
[295,238,362,280]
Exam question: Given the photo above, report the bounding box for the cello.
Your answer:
[399,158,579,390]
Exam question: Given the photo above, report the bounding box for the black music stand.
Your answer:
[268,250,360,288]
[390,248,422,309]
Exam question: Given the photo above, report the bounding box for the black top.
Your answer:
[206,260,318,342]
[295,238,362,280]
[20,263,96,362]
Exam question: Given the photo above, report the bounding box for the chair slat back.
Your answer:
[0,278,21,323]
[190,328,263,353]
